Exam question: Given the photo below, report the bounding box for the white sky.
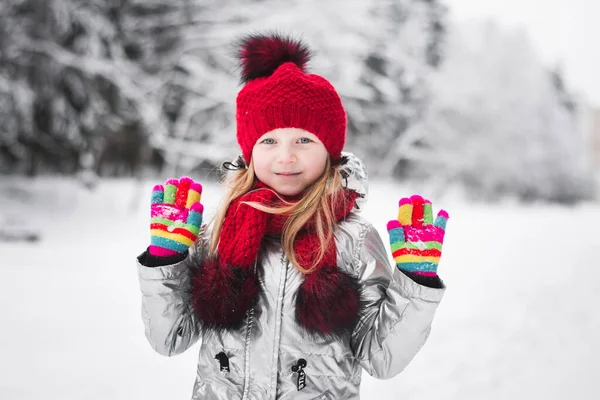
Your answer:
[445,0,600,108]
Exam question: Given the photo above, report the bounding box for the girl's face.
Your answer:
[252,128,328,197]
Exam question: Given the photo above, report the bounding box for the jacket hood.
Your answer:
[339,152,368,209]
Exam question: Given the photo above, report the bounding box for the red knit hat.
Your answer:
[235,33,347,164]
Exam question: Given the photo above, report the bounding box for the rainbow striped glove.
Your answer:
[150,177,203,257]
[386,195,449,277]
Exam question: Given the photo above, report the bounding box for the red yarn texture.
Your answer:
[220,182,356,273]
[236,62,347,164]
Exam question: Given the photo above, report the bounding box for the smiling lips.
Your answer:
[276,172,301,176]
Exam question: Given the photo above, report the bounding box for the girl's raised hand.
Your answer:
[386,195,449,277]
[149,177,204,257]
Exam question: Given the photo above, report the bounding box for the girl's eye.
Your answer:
[299,138,312,144]
[261,138,275,144]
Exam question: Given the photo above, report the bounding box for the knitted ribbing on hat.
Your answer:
[235,33,347,164]
[191,182,362,338]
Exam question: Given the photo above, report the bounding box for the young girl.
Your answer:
[137,33,449,400]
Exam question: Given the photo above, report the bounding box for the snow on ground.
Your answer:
[0,176,599,399]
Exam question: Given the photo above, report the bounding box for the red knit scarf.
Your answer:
[191,182,363,338]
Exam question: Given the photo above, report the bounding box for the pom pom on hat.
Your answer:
[234,32,347,164]
[237,32,312,83]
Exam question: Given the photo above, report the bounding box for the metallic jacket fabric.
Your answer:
[137,153,445,399]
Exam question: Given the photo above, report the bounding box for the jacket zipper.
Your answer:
[241,259,258,400]
[241,307,255,399]
[268,253,289,399]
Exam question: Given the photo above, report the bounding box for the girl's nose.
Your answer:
[277,147,296,164]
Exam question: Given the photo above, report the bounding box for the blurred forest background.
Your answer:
[0,0,596,203]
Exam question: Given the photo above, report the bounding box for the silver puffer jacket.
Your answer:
[137,153,445,399]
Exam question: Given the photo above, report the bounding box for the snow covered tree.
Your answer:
[0,0,176,176]
[150,0,448,173]
[1,0,447,178]
[383,21,592,202]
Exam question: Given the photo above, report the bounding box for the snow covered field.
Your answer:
[1,177,599,399]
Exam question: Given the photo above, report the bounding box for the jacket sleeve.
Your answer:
[350,222,445,379]
[136,239,205,357]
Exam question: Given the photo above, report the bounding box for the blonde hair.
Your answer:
[208,157,346,274]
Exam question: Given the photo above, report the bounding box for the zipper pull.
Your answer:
[291,358,307,391]
[215,351,230,372]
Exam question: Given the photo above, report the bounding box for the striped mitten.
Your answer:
[386,195,449,277]
[150,177,203,257]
